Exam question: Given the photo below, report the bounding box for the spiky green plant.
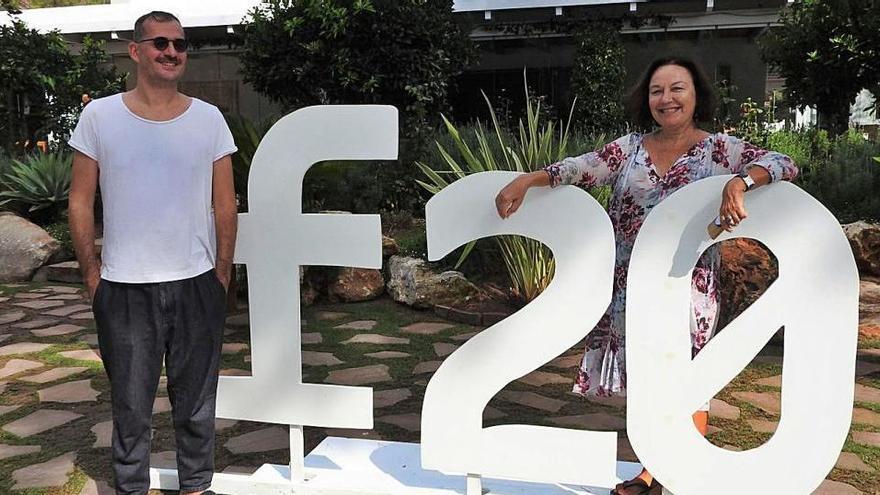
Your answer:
[0,151,72,223]
[416,78,607,303]
[224,113,277,212]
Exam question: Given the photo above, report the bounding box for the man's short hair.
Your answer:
[133,11,181,41]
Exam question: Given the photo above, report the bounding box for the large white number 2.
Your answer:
[421,171,619,487]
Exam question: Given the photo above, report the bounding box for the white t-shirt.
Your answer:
[69,94,238,283]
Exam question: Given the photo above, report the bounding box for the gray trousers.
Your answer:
[93,269,226,495]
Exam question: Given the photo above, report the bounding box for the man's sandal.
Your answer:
[610,477,662,495]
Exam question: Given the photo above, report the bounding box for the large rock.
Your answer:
[844,222,880,277]
[328,268,384,302]
[0,213,61,282]
[386,256,478,309]
[382,236,400,258]
[717,239,777,328]
[859,278,880,339]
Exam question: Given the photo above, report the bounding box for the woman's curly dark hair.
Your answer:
[626,56,717,129]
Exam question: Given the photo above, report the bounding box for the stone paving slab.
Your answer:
[59,349,102,362]
[754,375,782,387]
[325,364,391,386]
[433,342,458,358]
[857,361,880,376]
[79,333,99,347]
[854,383,880,404]
[0,359,44,379]
[222,343,249,354]
[548,413,626,431]
[731,391,781,415]
[151,450,177,469]
[0,310,26,325]
[70,311,95,320]
[0,443,41,461]
[79,478,115,495]
[38,379,100,403]
[92,420,112,448]
[450,331,478,342]
[0,342,50,356]
[0,334,10,343]
[153,397,172,414]
[852,430,880,447]
[852,408,880,427]
[0,404,22,416]
[31,323,85,337]
[14,292,48,299]
[15,300,66,310]
[45,294,84,300]
[836,452,876,472]
[365,351,411,359]
[376,413,421,432]
[11,317,60,329]
[400,322,455,335]
[374,388,412,408]
[3,409,84,437]
[215,419,238,432]
[44,286,81,294]
[585,395,627,409]
[219,369,251,376]
[341,334,409,345]
[225,426,289,454]
[315,311,349,321]
[484,406,506,420]
[0,297,7,303]
[335,320,378,331]
[518,370,570,387]
[42,303,91,316]
[302,332,323,345]
[226,313,250,326]
[813,479,863,494]
[548,354,582,369]
[746,419,778,433]
[413,361,442,375]
[302,351,343,366]
[497,391,567,413]
[709,398,741,421]
[11,451,76,489]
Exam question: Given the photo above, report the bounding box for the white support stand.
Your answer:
[467,473,482,495]
[150,437,643,494]
[290,425,305,483]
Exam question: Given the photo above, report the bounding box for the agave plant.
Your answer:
[0,151,72,223]
[416,77,607,303]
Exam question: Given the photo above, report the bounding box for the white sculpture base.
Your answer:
[149,436,643,494]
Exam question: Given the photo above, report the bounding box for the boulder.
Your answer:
[382,236,400,258]
[32,261,82,283]
[859,278,880,339]
[717,239,777,328]
[843,222,880,277]
[0,213,61,282]
[328,268,385,302]
[386,256,478,309]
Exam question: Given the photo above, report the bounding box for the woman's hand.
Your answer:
[719,177,748,232]
[495,172,544,218]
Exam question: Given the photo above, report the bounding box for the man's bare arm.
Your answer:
[69,150,101,299]
[212,154,237,290]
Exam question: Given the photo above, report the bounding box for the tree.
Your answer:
[238,0,474,212]
[0,18,124,152]
[760,0,880,135]
[570,21,627,136]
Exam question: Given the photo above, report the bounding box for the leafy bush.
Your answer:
[417,78,607,303]
[770,129,880,222]
[43,220,73,254]
[0,151,72,224]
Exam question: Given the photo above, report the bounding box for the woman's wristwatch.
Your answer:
[737,169,756,191]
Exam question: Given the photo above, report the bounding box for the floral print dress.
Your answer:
[544,132,799,397]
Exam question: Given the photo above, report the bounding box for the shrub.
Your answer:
[0,151,72,224]
[417,78,607,303]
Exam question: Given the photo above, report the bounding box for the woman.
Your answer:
[494,57,798,495]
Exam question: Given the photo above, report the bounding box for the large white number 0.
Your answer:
[421,171,619,487]
[626,176,858,494]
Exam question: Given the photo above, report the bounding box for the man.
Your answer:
[68,11,237,495]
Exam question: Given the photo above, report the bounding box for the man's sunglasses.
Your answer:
[137,37,188,53]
